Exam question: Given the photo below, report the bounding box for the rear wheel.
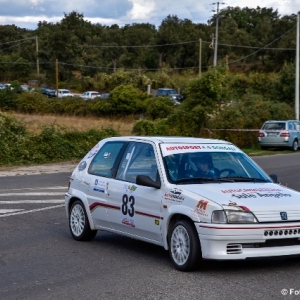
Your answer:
[168,219,201,271]
[291,139,298,151]
[69,200,97,241]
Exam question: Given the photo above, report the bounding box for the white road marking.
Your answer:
[0,192,64,196]
[0,200,64,204]
[0,204,64,217]
[0,209,25,214]
[0,186,67,217]
[2,186,67,192]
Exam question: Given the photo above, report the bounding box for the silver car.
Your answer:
[258,120,300,151]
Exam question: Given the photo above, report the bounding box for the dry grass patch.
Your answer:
[11,113,135,135]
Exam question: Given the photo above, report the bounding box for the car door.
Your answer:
[85,141,127,229]
[295,121,300,143]
[106,141,163,242]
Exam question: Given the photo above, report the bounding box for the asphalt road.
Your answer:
[0,153,300,300]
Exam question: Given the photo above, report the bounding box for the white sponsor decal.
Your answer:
[160,144,238,156]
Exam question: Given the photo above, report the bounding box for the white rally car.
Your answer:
[65,136,300,271]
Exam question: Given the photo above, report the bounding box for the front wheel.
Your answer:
[69,200,97,241]
[291,139,298,151]
[168,219,201,271]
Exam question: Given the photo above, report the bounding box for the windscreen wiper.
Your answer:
[223,176,268,182]
[175,177,235,184]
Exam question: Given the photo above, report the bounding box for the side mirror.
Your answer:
[269,174,278,183]
[136,175,161,189]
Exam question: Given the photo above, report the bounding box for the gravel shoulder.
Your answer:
[0,161,79,177]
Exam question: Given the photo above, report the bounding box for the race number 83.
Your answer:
[122,194,135,217]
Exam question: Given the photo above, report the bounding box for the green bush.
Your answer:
[0,88,18,110]
[209,94,294,147]
[145,96,175,120]
[0,112,120,166]
[132,120,155,135]
[105,84,148,116]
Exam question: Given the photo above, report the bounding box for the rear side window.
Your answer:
[88,142,126,177]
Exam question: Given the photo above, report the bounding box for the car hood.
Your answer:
[170,94,183,98]
[182,182,300,222]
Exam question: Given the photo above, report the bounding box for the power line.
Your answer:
[2,40,35,50]
[0,25,297,71]
[227,25,296,64]
[0,37,36,46]
[84,41,197,48]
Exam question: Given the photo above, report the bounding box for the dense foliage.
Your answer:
[0,7,299,84]
[0,112,118,166]
[0,65,297,154]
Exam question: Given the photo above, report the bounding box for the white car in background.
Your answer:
[80,91,101,100]
[56,89,74,98]
[65,136,300,271]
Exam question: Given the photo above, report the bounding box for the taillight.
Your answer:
[258,132,265,137]
[280,132,290,137]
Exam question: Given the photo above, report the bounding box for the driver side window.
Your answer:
[116,142,158,183]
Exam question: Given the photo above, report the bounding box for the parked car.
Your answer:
[156,88,184,104]
[3,83,13,90]
[45,89,56,98]
[80,91,101,100]
[56,89,74,98]
[258,120,300,151]
[100,93,110,99]
[40,88,56,98]
[64,136,300,271]
[20,84,30,92]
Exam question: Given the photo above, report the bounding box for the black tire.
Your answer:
[168,219,201,271]
[260,146,268,150]
[291,139,298,151]
[69,200,97,241]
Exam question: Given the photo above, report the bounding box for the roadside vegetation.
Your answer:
[1,8,299,167]
[0,65,296,167]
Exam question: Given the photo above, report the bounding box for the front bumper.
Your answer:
[64,192,72,218]
[197,223,300,260]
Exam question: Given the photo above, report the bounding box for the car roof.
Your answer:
[101,136,233,145]
[264,120,298,122]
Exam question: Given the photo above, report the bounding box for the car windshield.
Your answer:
[167,90,177,95]
[62,90,70,94]
[262,122,286,130]
[162,148,272,184]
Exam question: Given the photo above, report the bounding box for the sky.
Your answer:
[0,0,298,30]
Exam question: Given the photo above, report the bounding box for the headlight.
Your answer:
[211,210,258,224]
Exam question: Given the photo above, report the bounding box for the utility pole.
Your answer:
[296,12,299,120]
[36,36,39,77]
[56,59,59,94]
[212,2,225,67]
[199,38,202,77]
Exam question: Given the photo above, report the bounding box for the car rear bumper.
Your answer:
[258,141,291,147]
[197,223,300,260]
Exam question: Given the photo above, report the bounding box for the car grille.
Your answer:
[264,228,300,237]
[227,237,300,254]
[227,243,242,254]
